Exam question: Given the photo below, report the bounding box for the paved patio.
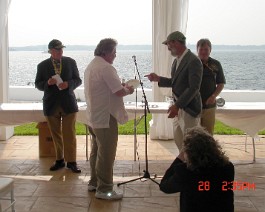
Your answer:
[0,134,265,212]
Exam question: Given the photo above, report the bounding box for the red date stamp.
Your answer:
[198,181,256,191]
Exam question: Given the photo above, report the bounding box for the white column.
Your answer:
[150,0,189,140]
[0,0,14,140]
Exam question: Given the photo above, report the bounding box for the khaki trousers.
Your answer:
[89,115,118,193]
[201,107,216,135]
[173,109,200,151]
[45,106,77,162]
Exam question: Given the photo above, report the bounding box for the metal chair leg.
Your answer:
[0,178,16,212]
[252,137,256,162]
[85,125,88,161]
[11,188,15,212]
[244,134,256,163]
[244,133,248,152]
[85,124,93,161]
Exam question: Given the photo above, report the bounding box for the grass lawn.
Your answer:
[14,114,265,136]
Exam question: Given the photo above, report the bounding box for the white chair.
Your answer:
[0,178,15,212]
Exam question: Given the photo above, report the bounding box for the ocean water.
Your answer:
[8,50,265,90]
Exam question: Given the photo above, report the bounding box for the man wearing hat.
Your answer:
[145,31,203,151]
[35,39,82,173]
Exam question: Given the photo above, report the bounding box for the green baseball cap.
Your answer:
[162,31,186,45]
[48,39,66,50]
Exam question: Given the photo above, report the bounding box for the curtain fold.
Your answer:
[150,0,189,140]
[0,0,14,140]
[0,0,11,48]
[0,0,11,103]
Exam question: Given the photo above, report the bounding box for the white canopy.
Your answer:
[0,0,189,140]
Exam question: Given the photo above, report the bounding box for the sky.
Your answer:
[186,0,265,46]
[8,0,265,47]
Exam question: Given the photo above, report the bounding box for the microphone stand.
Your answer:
[133,57,138,161]
[118,55,159,186]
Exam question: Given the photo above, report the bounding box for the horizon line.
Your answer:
[9,43,265,48]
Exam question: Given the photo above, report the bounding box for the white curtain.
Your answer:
[0,0,13,140]
[0,0,11,49]
[150,0,189,140]
[0,0,11,102]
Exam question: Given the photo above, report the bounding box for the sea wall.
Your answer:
[8,86,265,103]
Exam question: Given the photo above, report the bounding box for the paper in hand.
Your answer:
[52,74,63,90]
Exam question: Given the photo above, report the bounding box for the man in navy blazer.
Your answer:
[145,31,203,151]
[35,39,82,173]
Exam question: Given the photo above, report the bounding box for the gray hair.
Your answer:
[183,127,229,171]
[197,38,212,50]
[94,38,118,56]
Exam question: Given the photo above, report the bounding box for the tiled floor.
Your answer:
[0,134,265,212]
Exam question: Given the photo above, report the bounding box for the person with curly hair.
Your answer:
[160,127,234,212]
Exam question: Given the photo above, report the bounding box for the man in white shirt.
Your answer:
[84,38,134,200]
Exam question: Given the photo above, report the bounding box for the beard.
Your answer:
[170,48,178,57]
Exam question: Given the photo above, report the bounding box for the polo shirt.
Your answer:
[200,57,226,109]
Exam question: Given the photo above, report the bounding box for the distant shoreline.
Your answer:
[9,44,265,51]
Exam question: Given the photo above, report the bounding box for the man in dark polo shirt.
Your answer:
[197,38,226,135]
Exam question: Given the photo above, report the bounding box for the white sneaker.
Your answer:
[95,190,123,200]
[88,184,97,192]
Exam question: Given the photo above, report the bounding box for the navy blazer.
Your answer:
[35,56,82,116]
[159,50,203,117]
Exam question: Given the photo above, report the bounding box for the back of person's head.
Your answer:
[197,38,212,50]
[94,38,118,57]
[183,127,229,171]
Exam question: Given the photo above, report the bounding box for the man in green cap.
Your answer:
[145,31,203,151]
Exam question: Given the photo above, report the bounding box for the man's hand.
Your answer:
[167,104,179,118]
[47,78,57,86]
[177,151,185,162]
[125,85,134,95]
[206,95,216,105]
[58,81,69,90]
[144,73,160,82]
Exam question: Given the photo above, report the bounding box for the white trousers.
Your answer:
[173,109,200,151]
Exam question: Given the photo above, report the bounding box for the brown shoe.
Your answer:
[67,162,81,173]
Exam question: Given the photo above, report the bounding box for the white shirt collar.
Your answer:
[176,48,188,63]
